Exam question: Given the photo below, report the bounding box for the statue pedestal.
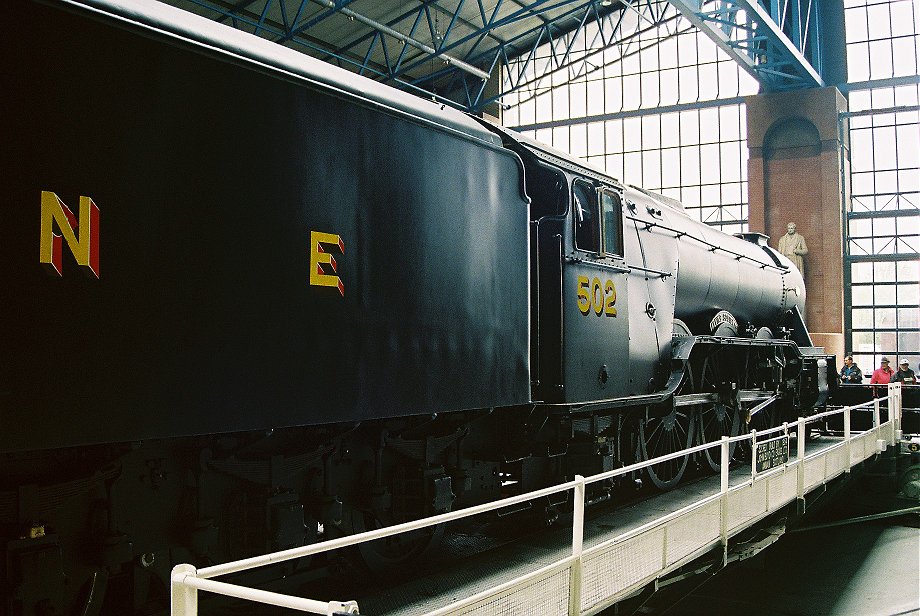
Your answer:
[811,333,845,363]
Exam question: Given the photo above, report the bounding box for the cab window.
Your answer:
[573,181,599,252]
[601,191,623,257]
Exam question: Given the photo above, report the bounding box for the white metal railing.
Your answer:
[171,383,904,616]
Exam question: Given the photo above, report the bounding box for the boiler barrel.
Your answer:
[657,203,805,332]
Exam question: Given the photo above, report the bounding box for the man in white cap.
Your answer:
[892,359,917,384]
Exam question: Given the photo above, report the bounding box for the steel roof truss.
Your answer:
[442,0,678,111]
[276,1,359,45]
[665,0,823,91]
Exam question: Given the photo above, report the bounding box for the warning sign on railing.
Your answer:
[756,436,789,473]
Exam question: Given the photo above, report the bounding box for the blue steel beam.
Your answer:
[326,0,575,71]
[180,0,630,110]
[274,0,359,45]
[182,0,478,105]
[417,2,626,87]
[318,0,574,81]
[177,0,824,112]
[310,0,490,79]
[174,0,683,112]
[664,0,824,91]
[316,0,445,66]
[430,0,683,112]
[395,0,600,81]
[183,0,488,83]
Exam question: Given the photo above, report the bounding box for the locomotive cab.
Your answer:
[560,178,631,403]
[499,141,631,404]
[486,122,689,407]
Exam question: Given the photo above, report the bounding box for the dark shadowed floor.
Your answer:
[610,459,920,616]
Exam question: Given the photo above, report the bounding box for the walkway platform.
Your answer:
[170,386,906,616]
[357,433,891,615]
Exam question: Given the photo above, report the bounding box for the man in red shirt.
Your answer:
[870,357,894,383]
[870,357,895,396]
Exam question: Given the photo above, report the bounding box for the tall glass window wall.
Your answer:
[844,0,920,372]
[502,1,759,233]
[501,0,919,370]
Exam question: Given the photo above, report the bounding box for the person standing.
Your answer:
[777,222,808,274]
[870,357,895,396]
[893,359,917,384]
[870,357,895,384]
[839,356,863,383]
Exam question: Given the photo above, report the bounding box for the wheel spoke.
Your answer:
[640,397,695,490]
[696,355,740,473]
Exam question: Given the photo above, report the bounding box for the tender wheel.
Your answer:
[638,406,695,490]
[696,356,741,472]
[337,460,452,573]
[348,506,445,572]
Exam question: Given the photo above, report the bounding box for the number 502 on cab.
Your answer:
[577,275,617,317]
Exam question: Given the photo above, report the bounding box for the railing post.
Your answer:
[782,423,789,475]
[890,382,902,442]
[720,436,730,566]
[844,406,852,472]
[171,564,198,616]
[873,398,887,453]
[569,475,585,616]
[796,418,806,513]
[661,526,668,568]
[750,429,757,481]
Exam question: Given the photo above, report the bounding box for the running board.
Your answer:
[674,389,776,407]
[740,390,776,403]
[674,392,717,407]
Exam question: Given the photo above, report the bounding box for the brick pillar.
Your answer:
[746,87,849,361]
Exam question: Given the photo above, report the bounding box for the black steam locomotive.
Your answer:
[0,0,830,612]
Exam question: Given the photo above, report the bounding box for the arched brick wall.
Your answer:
[747,87,849,360]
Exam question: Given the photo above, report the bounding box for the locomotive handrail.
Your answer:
[564,255,632,274]
[171,385,903,615]
[565,255,674,278]
[563,254,671,278]
[627,263,672,278]
[625,214,787,272]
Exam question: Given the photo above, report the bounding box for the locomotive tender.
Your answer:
[1,0,827,612]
